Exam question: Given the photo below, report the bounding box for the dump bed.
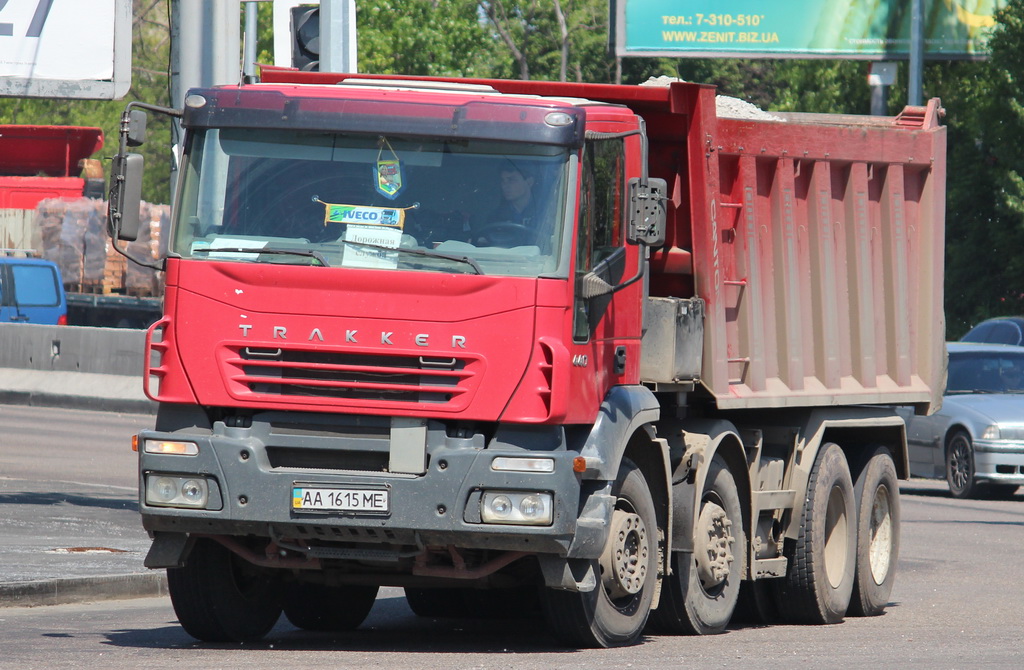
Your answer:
[639,82,946,414]
[257,70,947,414]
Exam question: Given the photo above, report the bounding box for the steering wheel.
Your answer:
[474,222,537,248]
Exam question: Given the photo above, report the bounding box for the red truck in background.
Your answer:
[108,71,946,648]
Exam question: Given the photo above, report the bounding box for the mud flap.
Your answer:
[144,531,192,568]
[537,555,598,592]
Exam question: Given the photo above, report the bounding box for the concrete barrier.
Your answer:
[0,322,145,376]
[0,323,153,413]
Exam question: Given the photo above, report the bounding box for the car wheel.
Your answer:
[946,430,983,499]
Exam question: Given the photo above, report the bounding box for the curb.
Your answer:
[0,389,156,415]
[0,573,168,608]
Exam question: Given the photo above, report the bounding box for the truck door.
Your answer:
[0,260,67,324]
[566,130,644,415]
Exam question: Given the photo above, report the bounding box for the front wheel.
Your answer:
[167,537,283,643]
[649,454,745,634]
[848,447,900,617]
[774,442,856,624]
[946,430,982,499]
[540,458,658,648]
[283,582,379,631]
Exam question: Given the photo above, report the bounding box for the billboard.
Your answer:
[0,0,131,99]
[615,0,1007,59]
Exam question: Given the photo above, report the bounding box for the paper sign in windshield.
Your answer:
[342,224,402,269]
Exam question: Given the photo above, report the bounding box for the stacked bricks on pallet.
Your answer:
[34,197,165,297]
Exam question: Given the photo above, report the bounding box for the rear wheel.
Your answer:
[774,442,856,624]
[946,430,982,499]
[167,537,283,642]
[283,582,379,631]
[848,447,900,617]
[540,458,658,648]
[649,454,745,634]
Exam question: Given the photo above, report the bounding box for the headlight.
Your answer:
[982,425,1001,440]
[145,474,210,508]
[481,491,552,525]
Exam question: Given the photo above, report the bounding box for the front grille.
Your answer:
[225,346,476,406]
[266,446,389,472]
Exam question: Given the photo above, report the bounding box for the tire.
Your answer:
[733,579,780,625]
[848,447,900,617]
[404,587,470,618]
[946,430,983,499]
[283,582,379,631]
[649,454,745,634]
[167,537,283,643]
[540,458,658,648]
[774,442,856,624]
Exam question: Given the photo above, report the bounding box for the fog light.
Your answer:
[145,474,210,508]
[481,491,552,525]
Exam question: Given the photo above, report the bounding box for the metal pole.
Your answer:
[320,0,357,73]
[909,0,924,106]
[243,1,258,81]
[170,1,241,200]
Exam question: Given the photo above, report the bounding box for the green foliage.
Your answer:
[359,1,500,77]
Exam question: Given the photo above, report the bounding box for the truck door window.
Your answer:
[573,137,626,342]
[11,264,60,306]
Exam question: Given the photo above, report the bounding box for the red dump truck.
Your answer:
[108,71,946,648]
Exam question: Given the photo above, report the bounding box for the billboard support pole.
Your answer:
[909,0,924,106]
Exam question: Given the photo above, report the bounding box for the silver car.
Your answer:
[904,342,1024,499]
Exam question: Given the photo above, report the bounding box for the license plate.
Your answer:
[292,486,390,513]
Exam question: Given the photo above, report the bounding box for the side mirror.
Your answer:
[126,109,148,147]
[627,177,667,247]
[108,153,144,241]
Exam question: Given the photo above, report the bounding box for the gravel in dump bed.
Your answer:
[640,76,786,122]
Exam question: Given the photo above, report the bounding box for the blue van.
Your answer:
[0,253,67,325]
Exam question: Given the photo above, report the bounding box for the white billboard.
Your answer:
[0,0,131,99]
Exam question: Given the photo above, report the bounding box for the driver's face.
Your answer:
[500,170,532,202]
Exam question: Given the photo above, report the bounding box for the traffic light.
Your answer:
[291,6,320,71]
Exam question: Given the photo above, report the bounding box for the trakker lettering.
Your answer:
[238,324,466,348]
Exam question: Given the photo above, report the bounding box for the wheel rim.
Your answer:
[823,484,850,589]
[600,505,649,600]
[694,500,735,591]
[867,485,893,584]
[948,437,972,493]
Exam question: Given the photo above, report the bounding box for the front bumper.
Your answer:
[973,439,1024,485]
[138,418,590,558]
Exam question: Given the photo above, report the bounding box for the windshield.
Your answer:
[947,351,1024,394]
[172,128,571,277]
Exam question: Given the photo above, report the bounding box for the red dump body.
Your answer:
[0,125,104,209]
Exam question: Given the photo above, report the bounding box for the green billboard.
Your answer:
[615,0,1006,59]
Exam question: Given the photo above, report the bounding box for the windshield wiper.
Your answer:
[341,239,484,275]
[193,247,330,267]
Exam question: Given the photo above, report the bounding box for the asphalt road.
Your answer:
[1,402,1022,667]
